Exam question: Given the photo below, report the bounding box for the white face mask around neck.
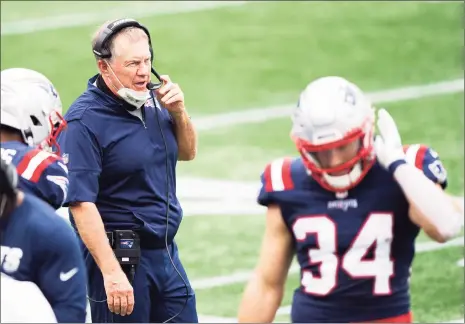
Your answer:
[106,61,150,109]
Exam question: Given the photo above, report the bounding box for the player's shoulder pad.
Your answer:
[261,157,297,193]
[16,148,62,183]
[403,143,447,187]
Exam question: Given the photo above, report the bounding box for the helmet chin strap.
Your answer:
[323,162,362,190]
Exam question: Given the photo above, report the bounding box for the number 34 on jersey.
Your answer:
[293,212,394,296]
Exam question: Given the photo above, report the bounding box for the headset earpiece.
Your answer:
[92,18,162,83]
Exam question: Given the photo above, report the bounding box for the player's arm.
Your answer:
[36,221,87,323]
[376,109,463,243]
[238,204,294,323]
[36,158,69,209]
[57,120,122,276]
[399,145,463,242]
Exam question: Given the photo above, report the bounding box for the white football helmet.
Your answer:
[1,68,66,154]
[1,273,57,323]
[290,76,376,192]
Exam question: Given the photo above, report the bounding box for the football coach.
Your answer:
[57,18,198,323]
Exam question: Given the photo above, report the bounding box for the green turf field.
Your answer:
[2,1,463,322]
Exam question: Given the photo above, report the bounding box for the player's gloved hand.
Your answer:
[103,268,135,316]
[374,108,406,173]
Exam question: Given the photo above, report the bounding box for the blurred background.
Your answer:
[1,1,463,322]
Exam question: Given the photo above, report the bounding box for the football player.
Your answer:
[238,76,463,323]
[0,155,87,322]
[1,68,69,210]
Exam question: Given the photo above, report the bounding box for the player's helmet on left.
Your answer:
[0,155,18,219]
[290,76,376,192]
[1,68,66,154]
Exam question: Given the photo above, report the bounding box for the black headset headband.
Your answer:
[92,18,161,83]
[92,18,154,61]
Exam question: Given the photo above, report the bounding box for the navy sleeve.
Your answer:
[35,220,87,323]
[11,148,69,210]
[404,144,448,189]
[257,171,277,207]
[57,120,102,205]
[36,158,69,209]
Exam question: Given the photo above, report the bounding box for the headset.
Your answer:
[92,18,163,90]
[92,18,189,322]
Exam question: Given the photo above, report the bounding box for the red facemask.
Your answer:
[38,111,67,156]
[293,117,376,192]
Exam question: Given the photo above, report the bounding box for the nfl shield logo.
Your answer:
[145,99,155,109]
[61,153,69,164]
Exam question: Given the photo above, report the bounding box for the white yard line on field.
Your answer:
[1,1,246,36]
[456,258,464,267]
[191,236,464,290]
[55,173,464,218]
[194,78,464,131]
[180,195,464,218]
[426,1,459,3]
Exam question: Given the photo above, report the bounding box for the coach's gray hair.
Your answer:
[91,21,149,62]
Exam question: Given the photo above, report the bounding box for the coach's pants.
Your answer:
[84,241,198,323]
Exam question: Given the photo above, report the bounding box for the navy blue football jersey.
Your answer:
[0,194,87,322]
[257,144,447,323]
[58,75,182,244]
[1,141,69,209]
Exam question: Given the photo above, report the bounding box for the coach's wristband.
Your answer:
[388,159,407,175]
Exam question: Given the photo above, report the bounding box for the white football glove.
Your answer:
[374,108,406,170]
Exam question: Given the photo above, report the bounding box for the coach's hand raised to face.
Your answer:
[154,74,197,160]
[155,75,185,114]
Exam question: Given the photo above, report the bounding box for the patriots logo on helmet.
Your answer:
[50,84,58,98]
[343,85,357,106]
